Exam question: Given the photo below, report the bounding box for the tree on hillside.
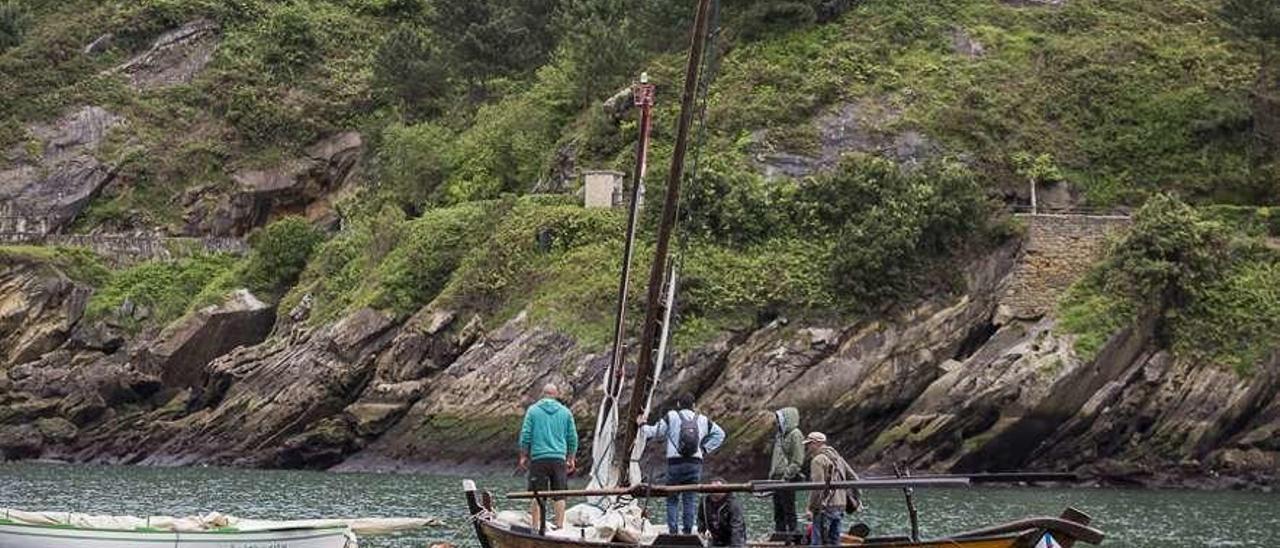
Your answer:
[554,0,641,106]
[1221,0,1280,150]
[427,0,559,90]
[0,0,32,53]
[373,25,451,120]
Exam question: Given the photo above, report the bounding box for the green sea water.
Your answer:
[0,462,1275,547]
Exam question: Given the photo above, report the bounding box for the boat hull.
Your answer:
[472,514,1024,548]
[0,522,351,548]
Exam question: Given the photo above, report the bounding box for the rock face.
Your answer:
[134,289,274,389]
[0,107,125,231]
[0,259,91,368]
[183,132,363,236]
[115,19,220,90]
[750,99,938,179]
[1,226,1277,489]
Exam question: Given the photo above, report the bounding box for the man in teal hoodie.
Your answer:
[518,383,578,529]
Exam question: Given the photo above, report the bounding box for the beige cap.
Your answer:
[803,431,827,445]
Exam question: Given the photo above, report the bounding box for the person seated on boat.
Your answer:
[636,393,726,536]
[518,383,579,530]
[697,478,746,548]
[803,432,861,546]
[769,407,806,535]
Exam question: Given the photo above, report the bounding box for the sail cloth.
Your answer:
[587,268,680,499]
[628,268,678,486]
[585,365,622,503]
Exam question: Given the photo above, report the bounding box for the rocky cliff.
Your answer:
[1,231,1275,490]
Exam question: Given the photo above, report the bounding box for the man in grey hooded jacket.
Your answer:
[768,407,804,534]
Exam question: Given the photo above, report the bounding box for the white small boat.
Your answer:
[0,520,354,548]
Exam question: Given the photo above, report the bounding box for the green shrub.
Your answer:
[257,3,320,77]
[444,201,623,310]
[86,254,238,328]
[378,121,455,211]
[1175,253,1280,374]
[241,216,325,297]
[818,157,991,306]
[439,89,570,203]
[1059,194,1277,373]
[1098,194,1229,315]
[683,159,799,247]
[371,202,495,315]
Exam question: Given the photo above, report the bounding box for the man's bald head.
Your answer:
[542,383,560,398]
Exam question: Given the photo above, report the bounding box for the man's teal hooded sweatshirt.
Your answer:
[519,398,579,461]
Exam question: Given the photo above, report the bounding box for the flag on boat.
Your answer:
[1035,532,1063,548]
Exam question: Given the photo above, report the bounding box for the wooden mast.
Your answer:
[590,75,655,490]
[620,0,715,469]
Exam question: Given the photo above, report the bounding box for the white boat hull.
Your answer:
[0,522,352,548]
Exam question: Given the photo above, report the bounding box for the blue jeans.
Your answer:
[810,508,843,546]
[665,460,702,534]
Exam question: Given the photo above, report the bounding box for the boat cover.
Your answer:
[0,508,441,541]
[495,503,664,544]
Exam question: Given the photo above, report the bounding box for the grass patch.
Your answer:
[0,245,110,286]
[85,253,238,329]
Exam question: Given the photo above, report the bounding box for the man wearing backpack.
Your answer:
[768,407,805,535]
[803,432,861,546]
[637,393,727,536]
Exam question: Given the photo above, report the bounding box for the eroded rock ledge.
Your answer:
[0,237,1275,490]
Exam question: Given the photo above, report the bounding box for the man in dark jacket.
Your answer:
[697,478,746,547]
[768,407,804,534]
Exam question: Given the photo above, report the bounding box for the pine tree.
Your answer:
[554,0,641,106]
[428,0,558,87]
[373,25,451,119]
[0,0,32,53]
[1222,0,1280,150]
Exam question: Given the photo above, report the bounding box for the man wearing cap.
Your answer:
[803,432,860,546]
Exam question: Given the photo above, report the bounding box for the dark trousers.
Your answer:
[772,488,798,533]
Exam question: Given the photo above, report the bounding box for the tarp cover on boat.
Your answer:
[0,508,441,545]
[495,503,664,544]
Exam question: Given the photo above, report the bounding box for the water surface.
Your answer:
[0,463,1275,547]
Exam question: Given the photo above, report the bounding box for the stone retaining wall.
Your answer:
[999,213,1133,319]
[0,232,248,266]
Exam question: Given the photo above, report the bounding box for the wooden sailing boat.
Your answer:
[463,0,1107,545]
[463,477,1106,548]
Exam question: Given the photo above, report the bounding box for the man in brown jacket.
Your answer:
[803,432,859,546]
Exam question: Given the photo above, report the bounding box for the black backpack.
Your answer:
[676,412,702,457]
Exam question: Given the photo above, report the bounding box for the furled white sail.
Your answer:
[585,382,622,503]
[628,267,678,486]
